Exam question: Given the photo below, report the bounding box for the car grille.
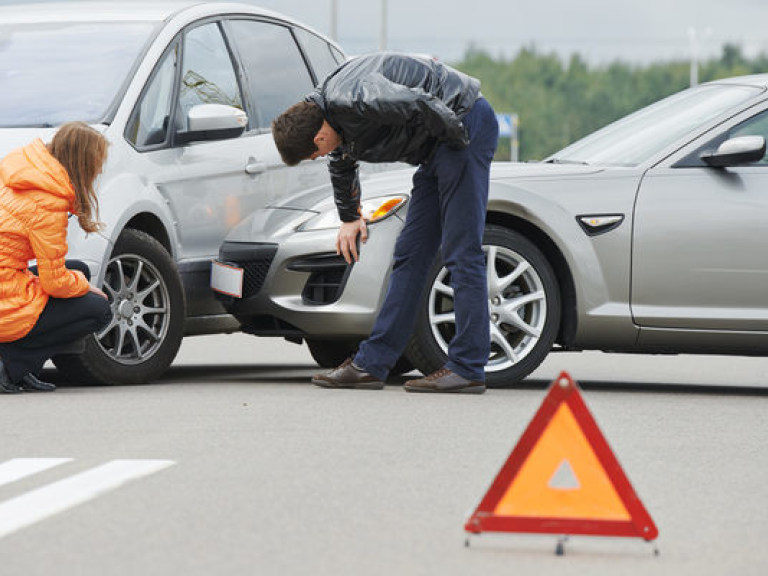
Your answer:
[242,259,273,297]
[287,253,352,305]
[218,242,278,298]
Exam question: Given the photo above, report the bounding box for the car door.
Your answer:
[160,20,253,265]
[631,105,768,331]
[160,18,332,316]
[221,18,332,205]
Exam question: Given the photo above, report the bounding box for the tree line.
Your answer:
[451,44,768,161]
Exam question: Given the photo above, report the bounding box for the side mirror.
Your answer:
[176,104,248,145]
[701,135,766,167]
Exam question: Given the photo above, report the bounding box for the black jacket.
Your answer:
[306,53,481,222]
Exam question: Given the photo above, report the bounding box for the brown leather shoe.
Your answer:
[404,367,486,394]
[312,358,384,390]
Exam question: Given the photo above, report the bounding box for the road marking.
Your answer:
[0,459,175,540]
[0,458,72,488]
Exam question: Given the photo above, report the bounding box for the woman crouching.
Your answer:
[0,121,112,393]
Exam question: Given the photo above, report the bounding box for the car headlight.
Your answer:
[300,194,407,231]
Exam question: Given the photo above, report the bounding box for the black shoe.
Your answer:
[20,373,56,392]
[0,358,22,394]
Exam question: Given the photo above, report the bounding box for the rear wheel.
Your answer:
[405,225,561,388]
[53,229,186,385]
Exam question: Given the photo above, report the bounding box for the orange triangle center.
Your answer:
[493,404,631,520]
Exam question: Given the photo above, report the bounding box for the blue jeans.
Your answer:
[355,97,499,382]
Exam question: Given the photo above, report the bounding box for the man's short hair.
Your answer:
[272,101,325,166]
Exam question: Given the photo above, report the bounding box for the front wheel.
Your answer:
[405,225,561,388]
[306,338,414,375]
[306,338,358,368]
[53,229,186,385]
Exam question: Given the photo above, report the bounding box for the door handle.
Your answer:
[245,160,267,175]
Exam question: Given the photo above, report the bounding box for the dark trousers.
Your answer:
[355,97,499,382]
[0,261,112,383]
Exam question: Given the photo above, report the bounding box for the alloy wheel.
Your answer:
[427,244,548,373]
[97,254,171,365]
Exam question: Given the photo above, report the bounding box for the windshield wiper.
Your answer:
[545,158,589,165]
[0,123,54,128]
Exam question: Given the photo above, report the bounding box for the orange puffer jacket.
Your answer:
[0,139,90,342]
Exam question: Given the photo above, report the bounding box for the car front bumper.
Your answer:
[214,207,404,339]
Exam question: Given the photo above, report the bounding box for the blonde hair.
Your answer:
[47,121,108,234]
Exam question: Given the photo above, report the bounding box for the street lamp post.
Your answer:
[688,27,699,86]
[380,0,388,50]
[688,27,712,87]
[330,0,338,41]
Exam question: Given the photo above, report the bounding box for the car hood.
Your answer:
[225,167,418,242]
[0,128,58,159]
[491,161,604,180]
[267,161,603,213]
[224,161,611,243]
[0,125,108,160]
[268,166,418,213]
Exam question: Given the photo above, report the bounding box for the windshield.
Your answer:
[550,83,764,167]
[0,21,157,127]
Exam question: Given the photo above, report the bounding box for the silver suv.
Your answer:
[0,1,346,384]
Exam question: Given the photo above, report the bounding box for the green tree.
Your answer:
[451,45,767,162]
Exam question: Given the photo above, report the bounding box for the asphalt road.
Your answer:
[1,334,767,576]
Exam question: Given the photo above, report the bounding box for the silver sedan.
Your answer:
[214,74,768,386]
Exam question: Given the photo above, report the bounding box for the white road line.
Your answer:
[0,458,72,488]
[0,459,175,540]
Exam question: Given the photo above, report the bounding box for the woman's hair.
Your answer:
[271,101,325,166]
[47,121,109,234]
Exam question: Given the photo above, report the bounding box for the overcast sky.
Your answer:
[4,0,768,66]
[237,0,768,65]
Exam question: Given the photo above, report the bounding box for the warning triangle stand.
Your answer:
[465,371,658,554]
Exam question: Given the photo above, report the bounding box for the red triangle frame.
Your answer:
[465,371,658,541]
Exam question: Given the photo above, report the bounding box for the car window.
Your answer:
[293,27,343,85]
[126,43,177,148]
[329,45,345,64]
[177,22,243,132]
[552,84,763,167]
[0,22,156,127]
[729,109,768,164]
[225,19,314,130]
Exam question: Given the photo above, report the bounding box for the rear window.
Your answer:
[0,22,156,127]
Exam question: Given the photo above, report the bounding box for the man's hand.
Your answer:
[89,285,108,300]
[336,217,368,263]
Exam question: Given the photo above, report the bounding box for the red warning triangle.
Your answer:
[465,371,658,541]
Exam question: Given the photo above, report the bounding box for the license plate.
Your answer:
[211,260,244,298]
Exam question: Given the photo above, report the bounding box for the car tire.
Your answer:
[306,339,357,368]
[405,225,561,388]
[306,338,414,375]
[53,229,186,385]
